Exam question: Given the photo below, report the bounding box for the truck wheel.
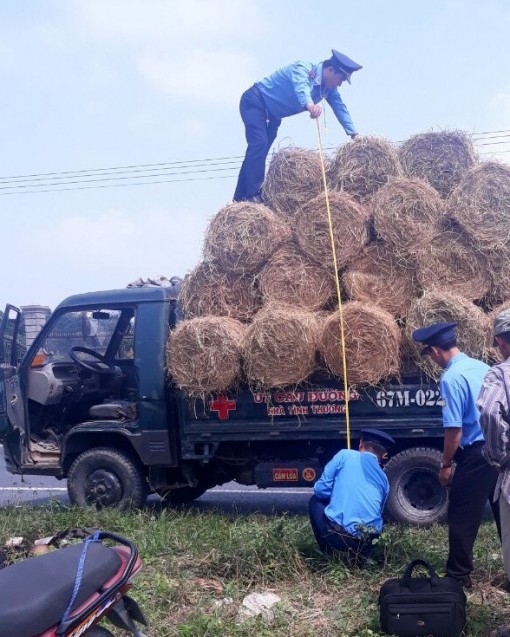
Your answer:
[156,485,207,505]
[384,447,448,527]
[67,448,148,510]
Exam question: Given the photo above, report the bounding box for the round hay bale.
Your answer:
[371,178,445,257]
[447,161,510,250]
[261,147,323,218]
[342,240,417,317]
[488,246,510,305]
[179,262,261,322]
[166,317,246,396]
[399,130,477,198]
[319,302,401,385]
[296,190,370,269]
[399,328,421,377]
[203,202,292,275]
[414,224,490,301]
[243,305,320,388]
[327,136,401,201]
[405,291,489,379]
[259,244,336,311]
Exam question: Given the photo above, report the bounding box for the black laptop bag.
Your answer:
[379,559,466,637]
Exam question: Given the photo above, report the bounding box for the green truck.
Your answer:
[0,287,447,525]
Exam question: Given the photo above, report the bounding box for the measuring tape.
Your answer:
[315,118,352,449]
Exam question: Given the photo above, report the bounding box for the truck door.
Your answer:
[0,305,26,444]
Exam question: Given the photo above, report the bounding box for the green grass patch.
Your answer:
[0,502,508,636]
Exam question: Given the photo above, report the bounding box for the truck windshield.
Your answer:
[35,309,132,363]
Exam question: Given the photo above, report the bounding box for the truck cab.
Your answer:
[0,287,178,509]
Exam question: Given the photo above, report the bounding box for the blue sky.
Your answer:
[2,0,510,310]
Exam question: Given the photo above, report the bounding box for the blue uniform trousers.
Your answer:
[446,441,500,584]
[308,494,377,562]
[233,86,281,202]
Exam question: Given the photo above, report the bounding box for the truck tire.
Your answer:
[67,447,148,510]
[156,485,207,505]
[384,447,448,527]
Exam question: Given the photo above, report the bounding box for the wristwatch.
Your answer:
[440,462,452,469]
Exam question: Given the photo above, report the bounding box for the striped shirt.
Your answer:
[477,358,510,503]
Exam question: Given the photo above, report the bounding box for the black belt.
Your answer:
[326,517,350,536]
[455,440,484,461]
[251,84,266,107]
[251,83,262,98]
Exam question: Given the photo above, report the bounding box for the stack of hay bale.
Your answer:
[166,130,510,395]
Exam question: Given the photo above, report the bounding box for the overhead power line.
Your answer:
[1,128,509,196]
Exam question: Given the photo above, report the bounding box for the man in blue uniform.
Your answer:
[309,428,393,562]
[412,321,500,589]
[233,49,362,202]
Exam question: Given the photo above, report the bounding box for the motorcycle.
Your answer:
[0,530,148,637]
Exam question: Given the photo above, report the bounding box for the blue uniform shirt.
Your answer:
[313,449,389,536]
[255,61,356,136]
[440,353,490,447]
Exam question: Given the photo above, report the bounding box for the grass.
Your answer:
[0,501,509,636]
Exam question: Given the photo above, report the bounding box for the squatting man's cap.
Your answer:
[360,428,396,452]
[493,308,510,345]
[329,49,363,84]
[412,322,458,356]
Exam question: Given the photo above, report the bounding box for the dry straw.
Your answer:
[371,178,445,257]
[447,162,510,250]
[487,300,510,362]
[179,261,261,322]
[243,305,320,388]
[414,224,490,301]
[261,147,323,218]
[327,136,401,201]
[487,300,510,363]
[405,291,489,379]
[342,240,417,318]
[399,130,477,198]
[488,246,510,304]
[166,317,247,396]
[203,202,292,275]
[399,327,422,377]
[296,190,370,269]
[319,302,401,385]
[259,244,336,311]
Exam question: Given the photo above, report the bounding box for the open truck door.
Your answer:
[0,305,25,448]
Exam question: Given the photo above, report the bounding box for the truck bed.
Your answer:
[179,375,444,447]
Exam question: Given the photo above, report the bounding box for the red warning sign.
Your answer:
[302,468,317,482]
[273,468,299,481]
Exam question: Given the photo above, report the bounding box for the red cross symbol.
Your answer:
[209,394,237,420]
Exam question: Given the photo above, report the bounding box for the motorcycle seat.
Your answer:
[0,541,121,637]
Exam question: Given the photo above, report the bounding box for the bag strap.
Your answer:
[403,559,440,584]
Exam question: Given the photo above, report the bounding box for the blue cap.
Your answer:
[412,322,458,355]
[361,428,395,450]
[330,49,363,83]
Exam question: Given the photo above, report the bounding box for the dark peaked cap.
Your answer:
[361,428,395,450]
[412,322,458,348]
[330,49,363,82]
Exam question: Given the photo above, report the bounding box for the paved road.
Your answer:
[0,452,312,514]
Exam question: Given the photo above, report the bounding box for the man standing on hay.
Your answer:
[412,322,500,590]
[308,428,393,565]
[233,49,361,203]
[477,309,510,592]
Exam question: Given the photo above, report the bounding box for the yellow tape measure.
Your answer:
[315,118,352,449]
